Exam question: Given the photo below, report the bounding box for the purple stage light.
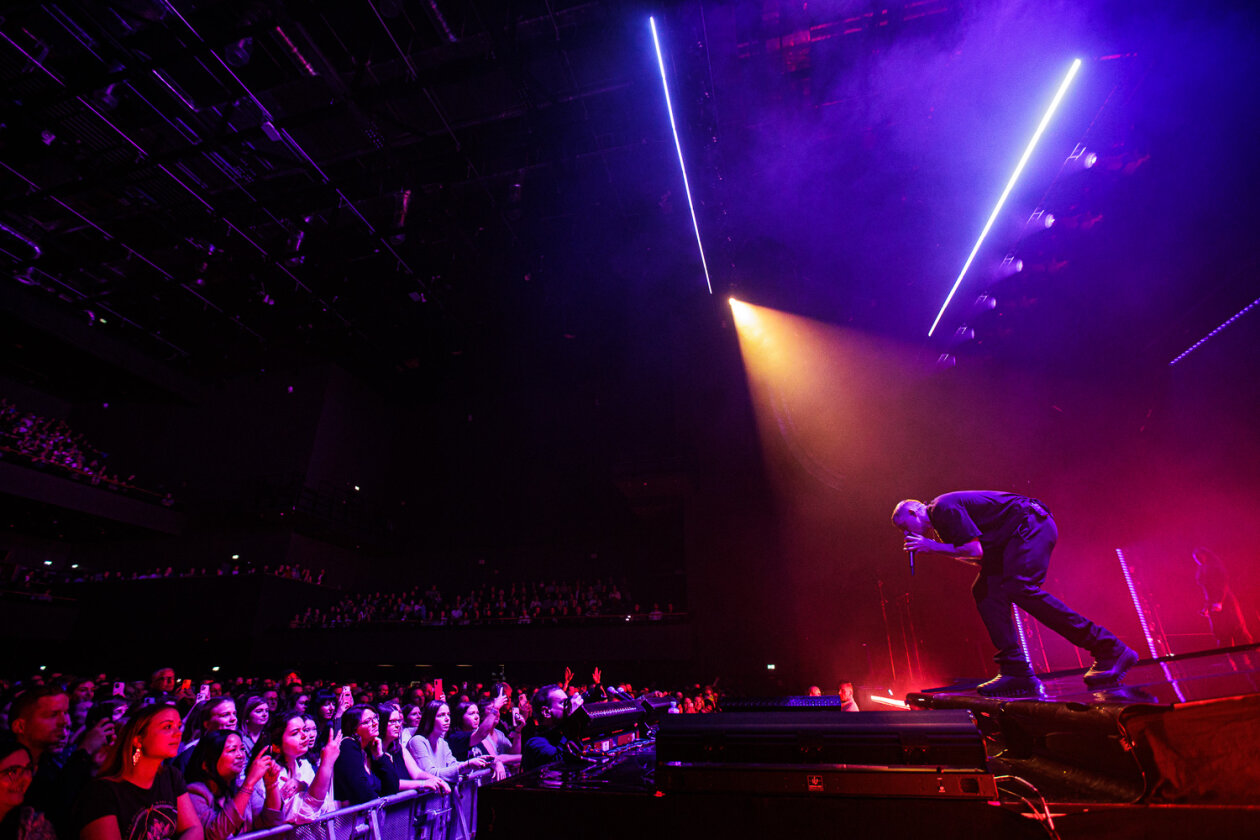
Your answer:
[928,58,1083,337]
[1169,295,1260,366]
[650,16,713,295]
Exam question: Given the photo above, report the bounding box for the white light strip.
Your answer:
[1116,548,1159,659]
[650,17,714,295]
[929,58,1083,337]
[1169,295,1260,366]
[867,695,909,709]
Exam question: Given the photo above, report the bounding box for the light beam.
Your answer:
[928,58,1083,337]
[650,16,713,294]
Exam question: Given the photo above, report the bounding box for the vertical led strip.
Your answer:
[650,16,713,294]
[1116,548,1159,659]
[928,58,1083,337]
[1011,606,1033,669]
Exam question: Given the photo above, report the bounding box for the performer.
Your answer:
[892,492,1138,696]
[1192,547,1254,648]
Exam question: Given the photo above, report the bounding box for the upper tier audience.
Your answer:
[0,398,166,502]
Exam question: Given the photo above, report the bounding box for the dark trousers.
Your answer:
[971,513,1120,675]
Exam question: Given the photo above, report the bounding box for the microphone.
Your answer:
[908,549,915,576]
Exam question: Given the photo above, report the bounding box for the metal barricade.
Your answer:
[234,772,491,840]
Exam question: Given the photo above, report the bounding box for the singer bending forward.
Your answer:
[892,492,1138,696]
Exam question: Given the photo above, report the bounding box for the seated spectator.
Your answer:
[0,732,56,840]
[331,705,398,806]
[74,704,202,840]
[250,712,338,824]
[404,701,488,789]
[184,731,277,840]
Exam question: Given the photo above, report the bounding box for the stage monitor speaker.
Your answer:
[656,710,986,768]
[656,710,993,799]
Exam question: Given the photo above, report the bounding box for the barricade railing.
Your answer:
[234,769,492,840]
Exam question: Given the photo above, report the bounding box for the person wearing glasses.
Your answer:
[0,732,56,840]
[331,705,399,806]
[521,686,578,772]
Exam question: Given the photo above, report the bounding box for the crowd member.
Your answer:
[9,686,105,835]
[298,717,322,768]
[405,702,487,840]
[331,705,398,806]
[447,698,518,782]
[378,706,445,796]
[0,732,56,840]
[183,731,277,840]
[174,699,237,775]
[237,699,268,758]
[250,712,339,823]
[521,686,576,772]
[839,682,860,712]
[74,704,202,840]
[404,702,488,791]
[399,705,421,747]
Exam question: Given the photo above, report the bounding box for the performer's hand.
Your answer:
[903,532,935,554]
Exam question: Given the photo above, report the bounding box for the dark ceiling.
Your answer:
[2,0,1259,405]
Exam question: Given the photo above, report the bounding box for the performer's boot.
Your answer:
[1083,643,1139,686]
[977,673,1042,697]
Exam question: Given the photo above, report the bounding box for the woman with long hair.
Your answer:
[377,705,444,796]
[174,699,237,775]
[248,711,340,824]
[331,705,398,806]
[74,704,203,840]
[447,695,519,782]
[183,731,276,840]
[404,702,489,840]
[237,699,268,758]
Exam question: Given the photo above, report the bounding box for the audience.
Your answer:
[0,665,730,840]
[0,398,161,501]
[289,578,676,629]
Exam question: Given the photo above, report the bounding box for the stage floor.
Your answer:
[912,643,1260,707]
[908,644,1260,807]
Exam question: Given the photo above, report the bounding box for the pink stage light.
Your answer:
[929,58,1083,337]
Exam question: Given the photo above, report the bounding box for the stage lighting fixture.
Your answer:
[650,17,713,294]
[1065,143,1098,172]
[1025,209,1055,235]
[973,294,997,313]
[995,255,1024,280]
[224,37,253,67]
[950,326,976,348]
[928,58,1083,337]
[935,353,956,371]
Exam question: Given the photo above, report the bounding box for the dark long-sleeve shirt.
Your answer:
[332,739,399,805]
